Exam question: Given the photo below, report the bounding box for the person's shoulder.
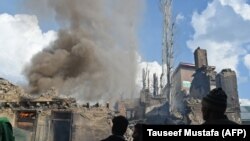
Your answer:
[202,119,239,125]
[101,135,126,141]
[101,136,111,141]
[100,137,109,141]
[226,120,239,125]
[0,117,10,123]
[218,118,239,125]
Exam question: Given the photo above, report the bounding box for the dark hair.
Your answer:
[112,116,128,136]
[202,87,227,111]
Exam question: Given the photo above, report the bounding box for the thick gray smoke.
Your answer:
[24,0,144,102]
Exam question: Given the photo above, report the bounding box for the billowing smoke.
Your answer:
[24,0,144,102]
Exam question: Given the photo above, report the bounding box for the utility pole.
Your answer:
[160,0,174,110]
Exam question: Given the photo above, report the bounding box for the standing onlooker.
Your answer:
[201,88,239,125]
[132,123,143,141]
[101,115,129,141]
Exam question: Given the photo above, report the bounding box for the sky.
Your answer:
[0,0,250,101]
[138,0,250,100]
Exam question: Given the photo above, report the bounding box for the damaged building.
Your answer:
[0,78,114,141]
[216,68,241,123]
[115,67,170,124]
[171,63,196,119]
[138,47,241,125]
[170,47,241,124]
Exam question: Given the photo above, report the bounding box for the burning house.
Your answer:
[0,0,146,140]
[0,78,113,141]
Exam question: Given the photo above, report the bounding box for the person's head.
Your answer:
[132,123,143,141]
[201,88,227,120]
[112,115,128,136]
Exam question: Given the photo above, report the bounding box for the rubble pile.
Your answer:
[184,98,203,124]
[0,78,27,102]
[169,98,203,125]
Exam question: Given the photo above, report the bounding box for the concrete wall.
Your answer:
[172,64,195,114]
[35,112,51,141]
[180,67,195,94]
[71,111,111,141]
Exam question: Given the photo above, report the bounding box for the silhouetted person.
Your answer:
[201,88,238,125]
[132,123,143,141]
[86,102,90,108]
[106,102,110,109]
[0,117,15,141]
[101,116,129,141]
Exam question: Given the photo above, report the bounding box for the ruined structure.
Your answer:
[171,63,195,118]
[194,47,208,69]
[216,69,241,122]
[137,72,169,124]
[0,78,114,141]
[171,47,241,124]
[136,47,241,125]
[168,48,217,124]
[140,67,166,116]
[190,48,217,99]
[153,73,159,96]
